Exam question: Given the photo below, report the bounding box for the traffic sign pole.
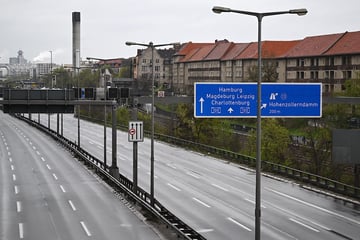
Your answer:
[128,120,144,193]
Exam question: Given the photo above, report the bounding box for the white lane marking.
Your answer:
[166,163,177,169]
[32,146,36,150]
[186,171,200,179]
[192,197,211,208]
[97,145,103,150]
[197,229,214,233]
[46,164,51,170]
[13,174,17,181]
[52,173,58,180]
[14,185,19,194]
[36,151,40,155]
[289,218,320,232]
[6,146,9,150]
[41,157,45,162]
[147,172,158,179]
[60,185,66,193]
[11,165,15,171]
[9,157,12,162]
[167,183,181,192]
[211,183,229,192]
[19,223,24,239]
[244,198,266,209]
[80,221,92,236]
[227,217,252,232]
[68,200,77,211]
[17,201,22,212]
[29,141,32,145]
[267,188,360,225]
[8,151,11,156]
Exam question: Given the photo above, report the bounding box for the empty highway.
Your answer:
[12,113,360,239]
[0,112,163,240]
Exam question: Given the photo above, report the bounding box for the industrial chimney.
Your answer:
[72,12,80,73]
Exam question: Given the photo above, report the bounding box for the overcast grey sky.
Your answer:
[1,0,359,64]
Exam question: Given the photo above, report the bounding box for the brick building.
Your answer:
[171,31,360,95]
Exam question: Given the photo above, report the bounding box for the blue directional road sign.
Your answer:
[194,82,322,118]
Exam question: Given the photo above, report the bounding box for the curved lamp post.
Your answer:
[125,41,180,205]
[212,6,307,240]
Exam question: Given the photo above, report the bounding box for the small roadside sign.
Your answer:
[128,121,144,142]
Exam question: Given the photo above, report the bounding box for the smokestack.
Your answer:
[72,12,80,73]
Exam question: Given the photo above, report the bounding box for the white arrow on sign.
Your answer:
[261,103,267,109]
[228,107,234,114]
[199,97,205,113]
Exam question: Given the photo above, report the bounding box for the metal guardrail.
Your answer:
[153,133,360,201]
[79,114,360,200]
[17,115,206,240]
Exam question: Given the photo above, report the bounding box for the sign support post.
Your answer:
[109,100,119,179]
[128,120,144,193]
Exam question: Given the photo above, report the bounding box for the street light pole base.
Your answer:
[109,166,119,179]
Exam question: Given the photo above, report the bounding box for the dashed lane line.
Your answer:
[227,217,252,232]
[192,197,211,208]
[80,221,92,236]
[289,218,320,233]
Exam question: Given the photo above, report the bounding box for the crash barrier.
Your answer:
[79,114,360,201]
[17,115,206,240]
[154,133,360,201]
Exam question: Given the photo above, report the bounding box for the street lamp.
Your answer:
[212,6,307,240]
[86,56,109,169]
[125,41,180,205]
[49,50,53,88]
[76,49,81,147]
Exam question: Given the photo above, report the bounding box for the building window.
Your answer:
[342,56,352,65]
[297,71,305,79]
[325,57,334,66]
[330,71,334,80]
[156,59,160,63]
[310,71,319,79]
[311,58,319,66]
[155,66,160,72]
[142,59,146,64]
[343,70,352,80]
[297,58,305,67]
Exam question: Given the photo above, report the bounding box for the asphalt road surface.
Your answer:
[23,113,360,239]
[0,112,163,240]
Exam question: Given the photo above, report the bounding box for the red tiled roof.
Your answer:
[174,31,360,62]
[176,42,212,56]
[235,41,300,59]
[284,33,345,57]
[204,40,233,60]
[189,45,215,61]
[222,43,250,60]
[179,44,215,62]
[236,42,258,59]
[262,41,300,58]
[324,31,360,55]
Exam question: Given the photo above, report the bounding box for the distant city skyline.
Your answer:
[1,0,359,64]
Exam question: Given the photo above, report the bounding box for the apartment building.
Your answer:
[132,47,177,88]
[171,31,360,95]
